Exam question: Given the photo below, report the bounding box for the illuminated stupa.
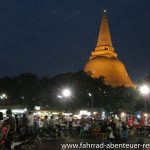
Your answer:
[84,10,135,87]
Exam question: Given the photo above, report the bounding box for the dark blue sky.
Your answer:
[0,0,150,82]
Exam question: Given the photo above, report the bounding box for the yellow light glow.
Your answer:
[93,112,97,115]
[84,10,135,88]
[121,112,126,117]
[144,113,148,117]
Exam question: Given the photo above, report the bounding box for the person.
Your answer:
[84,122,91,132]
[0,120,9,144]
[5,109,16,150]
[34,116,40,135]
[43,115,49,130]
[121,122,128,143]
[27,111,34,135]
[92,120,100,131]
[109,127,115,143]
[21,114,28,136]
[49,115,55,130]
[15,114,20,134]
[0,112,4,141]
[0,112,3,128]
[81,121,91,137]
[49,115,56,137]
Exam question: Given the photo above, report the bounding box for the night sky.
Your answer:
[0,0,150,82]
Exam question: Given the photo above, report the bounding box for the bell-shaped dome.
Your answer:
[84,56,134,87]
[84,10,135,87]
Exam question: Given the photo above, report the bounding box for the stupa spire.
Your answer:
[96,10,113,50]
[90,10,117,59]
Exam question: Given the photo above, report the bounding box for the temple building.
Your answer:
[84,11,135,87]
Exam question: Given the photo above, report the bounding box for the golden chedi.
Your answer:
[84,11,135,87]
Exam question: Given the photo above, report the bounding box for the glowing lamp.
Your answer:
[137,115,141,119]
[121,112,126,117]
[139,85,150,95]
[144,113,148,117]
[62,89,71,97]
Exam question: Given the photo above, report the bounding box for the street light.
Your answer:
[57,88,71,112]
[57,88,71,99]
[0,93,7,99]
[139,85,150,112]
[139,85,150,95]
[57,95,63,99]
[88,92,93,110]
[62,89,71,98]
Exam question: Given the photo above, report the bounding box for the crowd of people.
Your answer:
[0,110,150,149]
[40,114,150,144]
[0,110,16,150]
[72,115,150,141]
[0,110,40,150]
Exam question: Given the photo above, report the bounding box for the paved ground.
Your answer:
[37,132,150,150]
